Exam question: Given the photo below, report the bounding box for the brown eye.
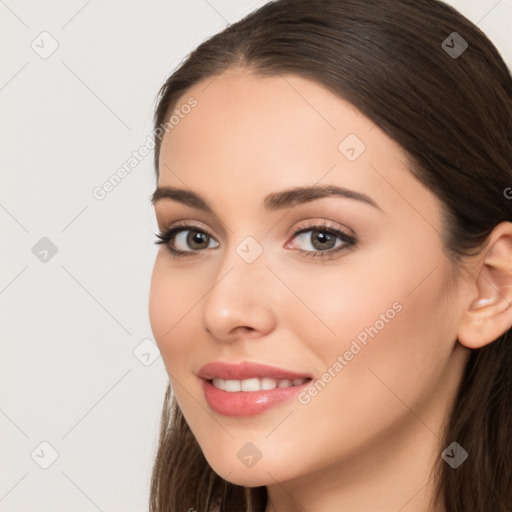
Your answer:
[185,230,211,250]
[288,224,357,259]
[154,225,219,257]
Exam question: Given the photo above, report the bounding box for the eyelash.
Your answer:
[154,220,357,260]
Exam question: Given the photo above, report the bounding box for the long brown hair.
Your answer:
[149,1,512,510]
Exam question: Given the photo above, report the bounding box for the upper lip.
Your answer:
[198,361,313,381]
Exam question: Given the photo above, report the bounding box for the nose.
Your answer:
[201,242,277,343]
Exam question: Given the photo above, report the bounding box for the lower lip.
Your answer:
[201,378,311,417]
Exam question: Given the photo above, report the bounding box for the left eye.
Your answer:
[284,224,357,259]
[289,227,351,252]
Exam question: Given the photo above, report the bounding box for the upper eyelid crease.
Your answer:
[150,184,383,213]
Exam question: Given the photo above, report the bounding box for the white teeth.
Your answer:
[225,379,241,392]
[260,377,277,390]
[211,377,308,392]
[212,378,226,391]
[240,378,260,392]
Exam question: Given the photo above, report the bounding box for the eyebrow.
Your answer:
[151,184,382,212]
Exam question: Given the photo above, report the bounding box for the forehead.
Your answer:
[157,70,437,221]
[162,70,377,158]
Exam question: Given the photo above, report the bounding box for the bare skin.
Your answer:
[149,69,512,512]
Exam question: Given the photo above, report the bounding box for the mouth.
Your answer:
[198,361,314,417]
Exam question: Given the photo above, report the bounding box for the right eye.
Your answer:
[154,224,219,257]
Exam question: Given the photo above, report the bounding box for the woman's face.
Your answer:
[149,70,470,487]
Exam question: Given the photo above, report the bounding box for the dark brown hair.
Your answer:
[149,1,512,510]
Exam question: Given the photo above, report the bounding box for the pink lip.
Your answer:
[198,361,312,381]
[198,361,313,417]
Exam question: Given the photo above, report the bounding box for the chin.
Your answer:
[204,454,287,487]
[215,468,274,488]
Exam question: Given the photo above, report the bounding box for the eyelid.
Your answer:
[285,218,355,240]
[155,207,227,239]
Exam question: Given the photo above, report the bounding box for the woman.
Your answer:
[148,0,512,510]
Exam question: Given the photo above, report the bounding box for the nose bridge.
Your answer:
[214,222,269,284]
[208,232,269,307]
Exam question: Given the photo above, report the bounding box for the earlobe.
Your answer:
[457,222,512,350]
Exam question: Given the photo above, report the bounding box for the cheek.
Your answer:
[148,254,200,371]
[297,262,454,429]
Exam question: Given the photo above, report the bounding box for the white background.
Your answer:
[1,1,511,511]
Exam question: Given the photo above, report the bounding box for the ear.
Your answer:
[457,221,512,349]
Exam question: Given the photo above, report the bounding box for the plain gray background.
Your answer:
[1,1,511,510]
